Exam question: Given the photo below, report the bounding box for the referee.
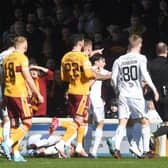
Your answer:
[148,42,168,137]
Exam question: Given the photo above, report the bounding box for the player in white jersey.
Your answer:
[27,133,61,156]
[0,46,15,144]
[88,54,111,158]
[107,34,159,159]
[27,118,75,158]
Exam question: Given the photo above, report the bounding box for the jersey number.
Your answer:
[64,63,79,80]
[4,62,15,84]
[122,66,137,81]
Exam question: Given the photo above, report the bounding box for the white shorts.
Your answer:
[0,85,8,118]
[90,105,104,123]
[0,107,8,120]
[0,86,2,102]
[89,96,105,123]
[118,96,148,119]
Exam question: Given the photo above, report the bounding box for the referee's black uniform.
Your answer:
[148,55,168,137]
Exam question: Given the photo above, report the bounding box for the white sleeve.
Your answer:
[111,60,119,89]
[101,68,111,75]
[0,51,6,64]
[140,56,157,92]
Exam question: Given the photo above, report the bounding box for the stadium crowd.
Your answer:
[0,0,167,118]
[0,0,168,162]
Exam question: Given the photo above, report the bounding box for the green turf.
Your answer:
[0,157,168,168]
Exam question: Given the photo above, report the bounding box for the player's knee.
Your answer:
[140,117,149,125]
[22,121,32,130]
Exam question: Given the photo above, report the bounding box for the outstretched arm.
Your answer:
[90,48,104,57]
[29,65,49,73]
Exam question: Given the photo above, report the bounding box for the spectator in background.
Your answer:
[102,24,127,115]
[103,24,127,70]
[46,58,68,117]
[93,32,104,50]
[1,24,15,50]
[158,0,168,42]
[138,0,159,57]
[41,25,55,65]
[78,2,103,39]
[13,8,25,22]
[26,22,45,65]
[46,58,57,117]
[124,14,147,37]
[2,21,26,49]
[27,12,39,25]
[13,21,26,37]
[53,26,72,66]
[29,64,54,117]
[140,0,159,30]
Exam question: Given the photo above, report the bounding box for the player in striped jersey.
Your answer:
[0,45,15,144]
[55,34,111,158]
[1,36,43,162]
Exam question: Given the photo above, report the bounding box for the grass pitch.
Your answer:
[0,157,168,168]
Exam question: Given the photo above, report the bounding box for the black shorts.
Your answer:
[154,96,168,122]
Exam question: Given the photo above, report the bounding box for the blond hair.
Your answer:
[128,34,142,48]
[14,36,27,49]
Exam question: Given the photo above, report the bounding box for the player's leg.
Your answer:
[2,107,10,142]
[129,120,143,157]
[76,122,88,156]
[0,118,3,144]
[55,94,83,158]
[2,96,31,161]
[152,99,168,137]
[133,98,157,158]
[107,97,130,159]
[75,95,90,157]
[128,110,143,158]
[89,107,104,158]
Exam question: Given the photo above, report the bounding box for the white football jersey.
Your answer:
[112,52,156,98]
[27,133,60,148]
[0,49,13,64]
[90,66,110,107]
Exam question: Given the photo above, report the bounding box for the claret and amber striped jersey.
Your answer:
[61,51,95,95]
[3,51,29,97]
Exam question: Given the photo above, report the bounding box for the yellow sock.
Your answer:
[10,125,29,144]
[10,128,19,152]
[0,126,3,143]
[60,120,71,129]
[12,141,19,152]
[10,127,17,136]
[62,122,78,142]
[77,124,86,145]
